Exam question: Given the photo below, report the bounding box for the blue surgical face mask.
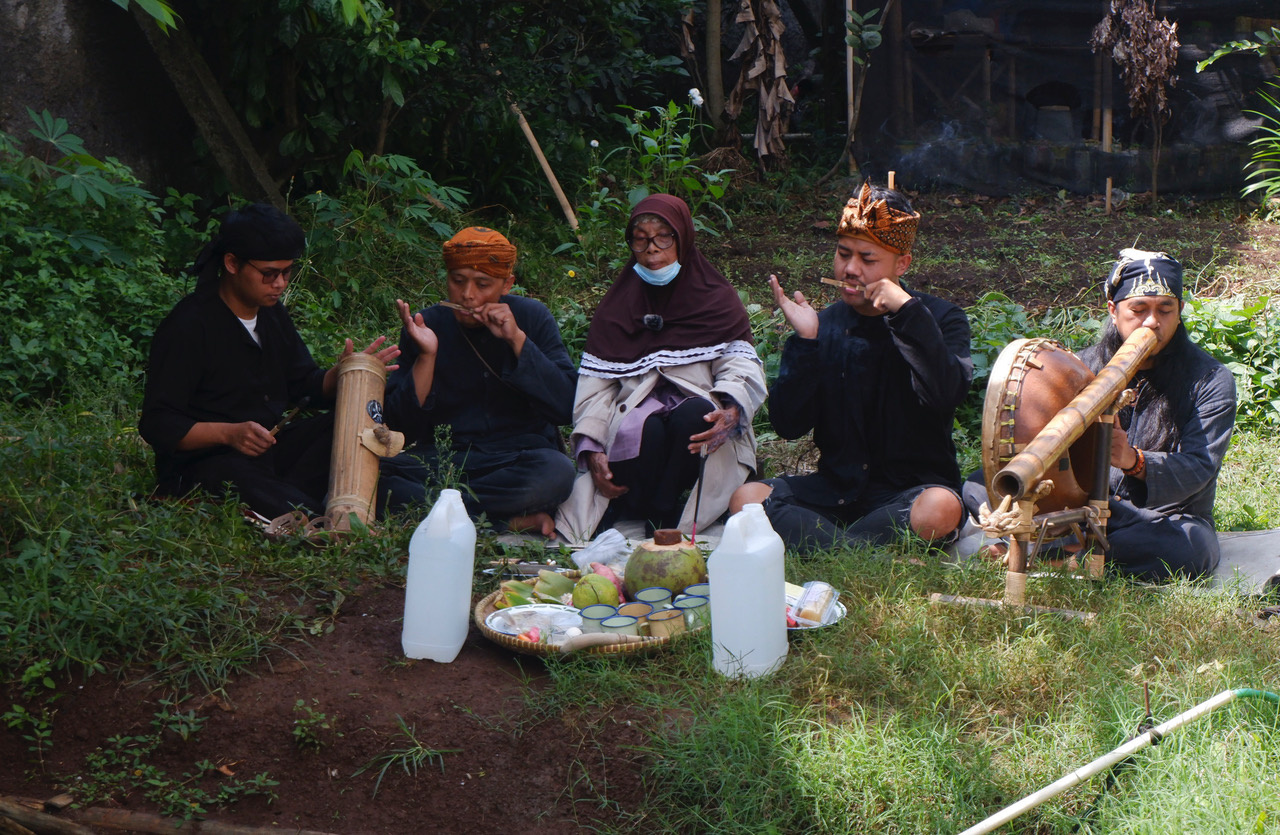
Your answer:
[635,260,682,286]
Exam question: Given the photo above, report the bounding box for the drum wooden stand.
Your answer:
[326,353,404,531]
[935,328,1157,618]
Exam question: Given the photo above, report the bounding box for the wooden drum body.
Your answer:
[980,338,1100,514]
[327,353,403,529]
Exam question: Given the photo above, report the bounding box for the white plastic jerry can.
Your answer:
[402,489,476,662]
[707,502,788,678]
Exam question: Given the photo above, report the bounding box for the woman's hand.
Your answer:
[689,403,741,454]
[587,451,629,500]
[770,274,819,339]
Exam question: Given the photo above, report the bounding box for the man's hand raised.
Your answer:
[769,274,819,339]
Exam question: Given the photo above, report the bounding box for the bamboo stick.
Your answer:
[505,98,579,235]
[0,799,93,835]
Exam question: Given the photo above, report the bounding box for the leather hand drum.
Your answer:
[979,338,1101,514]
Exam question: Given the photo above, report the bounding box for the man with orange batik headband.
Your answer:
[731,183,973,554]
[383,227,577,538]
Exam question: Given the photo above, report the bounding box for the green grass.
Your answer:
[4,183,1280,832]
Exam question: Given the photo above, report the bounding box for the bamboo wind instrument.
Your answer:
[992,327,1156,504]
[326,353,405,530]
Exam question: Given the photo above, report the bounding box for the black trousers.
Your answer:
[960,472,1220,581]
[165,413,334,519]
[605,397,716,532]
[161,414,427,520]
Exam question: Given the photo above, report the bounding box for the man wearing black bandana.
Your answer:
[140,203,402,520]
[1078,248,1236,580]
[963,248,1237,580]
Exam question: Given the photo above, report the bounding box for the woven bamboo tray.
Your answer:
[473,588,704,658]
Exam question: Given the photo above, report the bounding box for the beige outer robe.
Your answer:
[555,345,767,545]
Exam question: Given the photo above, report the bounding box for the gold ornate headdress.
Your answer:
[836,182,920,255]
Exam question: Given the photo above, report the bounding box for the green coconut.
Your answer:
[572,574,619,608]
[623,529,707,599]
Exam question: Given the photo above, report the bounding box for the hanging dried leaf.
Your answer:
[723,0,794,166]
[1090,0,1179,202]
[1090,0,1179,128]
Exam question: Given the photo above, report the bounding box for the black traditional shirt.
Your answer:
[139,287,329,484]
[769,291,973,506]
[1079,338,1235,522]
[384,295,576,455]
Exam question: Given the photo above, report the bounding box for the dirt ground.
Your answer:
[2,189,1275,834]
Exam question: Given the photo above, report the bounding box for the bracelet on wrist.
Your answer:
[1122,446,1146,477]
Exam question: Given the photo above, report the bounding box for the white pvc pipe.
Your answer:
[959,689,1240,835]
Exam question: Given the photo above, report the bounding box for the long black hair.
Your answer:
[1087,320,1195,452]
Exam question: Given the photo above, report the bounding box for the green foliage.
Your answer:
[959,292,1100,436]
[111,0,178,31]
[200,0,449,169]
[191,0,686,202]
[615,100,734,234]
[560,99,733,278]
[1183,295,1280,427]
[292,699,336,751]
[1240,81,1280,214]
[1195,26,1280,72]
[844,6,885,66]
[0,111,194,403]
[289,151,466,348]
[78,708,278,818]
[3,664,59,771]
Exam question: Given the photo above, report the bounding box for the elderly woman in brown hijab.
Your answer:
[556,195,767,543]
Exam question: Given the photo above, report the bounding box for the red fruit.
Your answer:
[590,562,625,602]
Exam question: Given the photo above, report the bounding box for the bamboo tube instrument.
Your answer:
[979,327,1157,605]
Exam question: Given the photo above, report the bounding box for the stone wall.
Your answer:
[0,0,196,190]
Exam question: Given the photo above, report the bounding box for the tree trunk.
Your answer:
[130,7,285,208]
[706,0,725,130]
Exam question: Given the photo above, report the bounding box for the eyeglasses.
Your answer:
[627,232,676,253]
[240,258,295,284]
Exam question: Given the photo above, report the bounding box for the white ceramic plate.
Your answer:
[484,603,583,640]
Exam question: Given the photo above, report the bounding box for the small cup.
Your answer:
[618,601,653,622]
[683,582,710,599]
[579,604,618,634]
[600,615,640,636]
[647,607,687,639]
[673,595,710,629]
[635,586,673,608]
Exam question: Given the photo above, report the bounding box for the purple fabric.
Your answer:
[571,382,693,464]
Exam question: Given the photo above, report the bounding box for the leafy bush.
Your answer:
[289,151,467,350]
[558,98,735,284]
[1241,80,1280,217]
[959,292,1100,437]
[1183,295,1280,427]
[0,111,194,402]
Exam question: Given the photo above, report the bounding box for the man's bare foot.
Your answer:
[979,540,1008,564]
[509,512,557,539]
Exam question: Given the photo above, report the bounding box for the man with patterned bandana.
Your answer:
[1004,249,1232,580]
[731,183,973,553]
